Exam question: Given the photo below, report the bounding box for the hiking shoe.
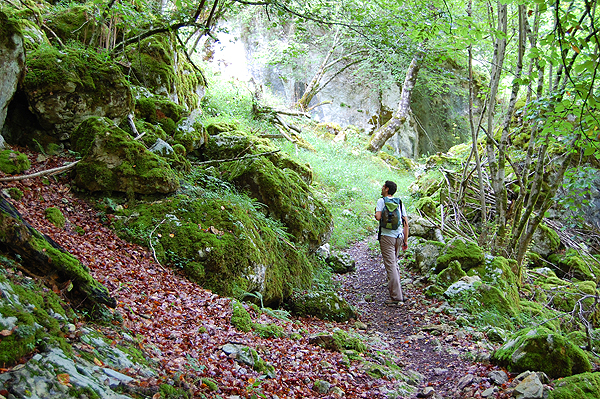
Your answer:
[384,300,403,307]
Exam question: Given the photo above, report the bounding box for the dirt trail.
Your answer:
[338,237,505,398]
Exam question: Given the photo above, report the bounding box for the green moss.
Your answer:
[436,237,485,272]
[0,11,21,51]
[159,383,190,399]
[24,44,131,109]
[201,378,218,392]
[549,249,600,282]
[0,262,72,366]
[112,190,314,304]
[44,206,66,229]
[333,329,367,353]
[468,256,520,305]
[252,322,284,338]
[231,301,253,332]
[289,291,357,322]
[415,196,437,217]
[437,260,466,288]
[549,372,600,399]
[491,326,592,378]
[71,117,179,194]
[6,187,24,201]
[0,150,31,175]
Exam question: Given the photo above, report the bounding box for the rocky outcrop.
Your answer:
[71,117,180,194]
[0,11,25,135]
[22,45,133,141]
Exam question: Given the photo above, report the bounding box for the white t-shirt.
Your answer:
[376,197,407,238]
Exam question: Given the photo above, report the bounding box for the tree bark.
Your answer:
[484,2,507,253]
[368,49,424,153]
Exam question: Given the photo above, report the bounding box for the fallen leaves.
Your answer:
[3,152,394,398]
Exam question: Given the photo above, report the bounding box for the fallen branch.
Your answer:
[191,150,281,166]
[0,160,81,182]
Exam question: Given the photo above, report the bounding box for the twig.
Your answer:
[0,160,81,182]
[149,219,167,271]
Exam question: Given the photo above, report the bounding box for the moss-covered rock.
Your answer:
[229,157,333,250]
[415,196,437,218]
[436,237,485,272]
[112,190,313,305]
[231,301,253,333]
[437,260,466,288]
[549,372,600,399]
[71,117,179,194]
[468,256,520,305]
[23,44,132,139]
[0,257,72,366]
[126,33,205,110]
[549,249,600,283]
[288,291,357,322]
[530,223,562,259]
[0,150,30,175]
[491,326,592,378]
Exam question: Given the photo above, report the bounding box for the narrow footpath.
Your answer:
[339,238,511,398]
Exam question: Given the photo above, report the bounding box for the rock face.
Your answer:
[0,11,25,134]
[205,22,475,158]
[71,117,180,194]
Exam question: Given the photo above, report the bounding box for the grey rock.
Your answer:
[313,379,331,394]
[513,373,544,399]
[149,138,174,157]
[0,12,25,135]
[326,251,356,274]
[488,370,509,385]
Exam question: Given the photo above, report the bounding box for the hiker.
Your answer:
[374,180,409,306]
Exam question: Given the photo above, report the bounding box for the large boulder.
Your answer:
[71,117,179,194]
[112,192,315,305]
[491,327,592,378]
[530,223,562,259]
[0,11,25,134]
[22,45,133,141]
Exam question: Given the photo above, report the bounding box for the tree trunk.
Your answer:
[368,50,424,153]
[484,2,507,254]
[0,197,116,309]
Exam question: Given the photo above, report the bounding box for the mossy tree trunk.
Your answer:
[0,196,116,309]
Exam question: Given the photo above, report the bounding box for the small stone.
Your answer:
[481,387,496,397]
[488,370,508,385]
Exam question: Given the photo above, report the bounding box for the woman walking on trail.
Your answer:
[374,180,409,307]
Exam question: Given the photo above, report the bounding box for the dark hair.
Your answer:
[384,180,397,195]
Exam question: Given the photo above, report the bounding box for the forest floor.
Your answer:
[1,152,513,398]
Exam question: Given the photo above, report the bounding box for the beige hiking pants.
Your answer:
[379,235,404,302]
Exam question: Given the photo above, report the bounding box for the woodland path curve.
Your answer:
[338,237,508,398]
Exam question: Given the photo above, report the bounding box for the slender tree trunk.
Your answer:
[461,0,487,233]
[368,49,424,153]
[295,29,341,111]
[484,2,507,253]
